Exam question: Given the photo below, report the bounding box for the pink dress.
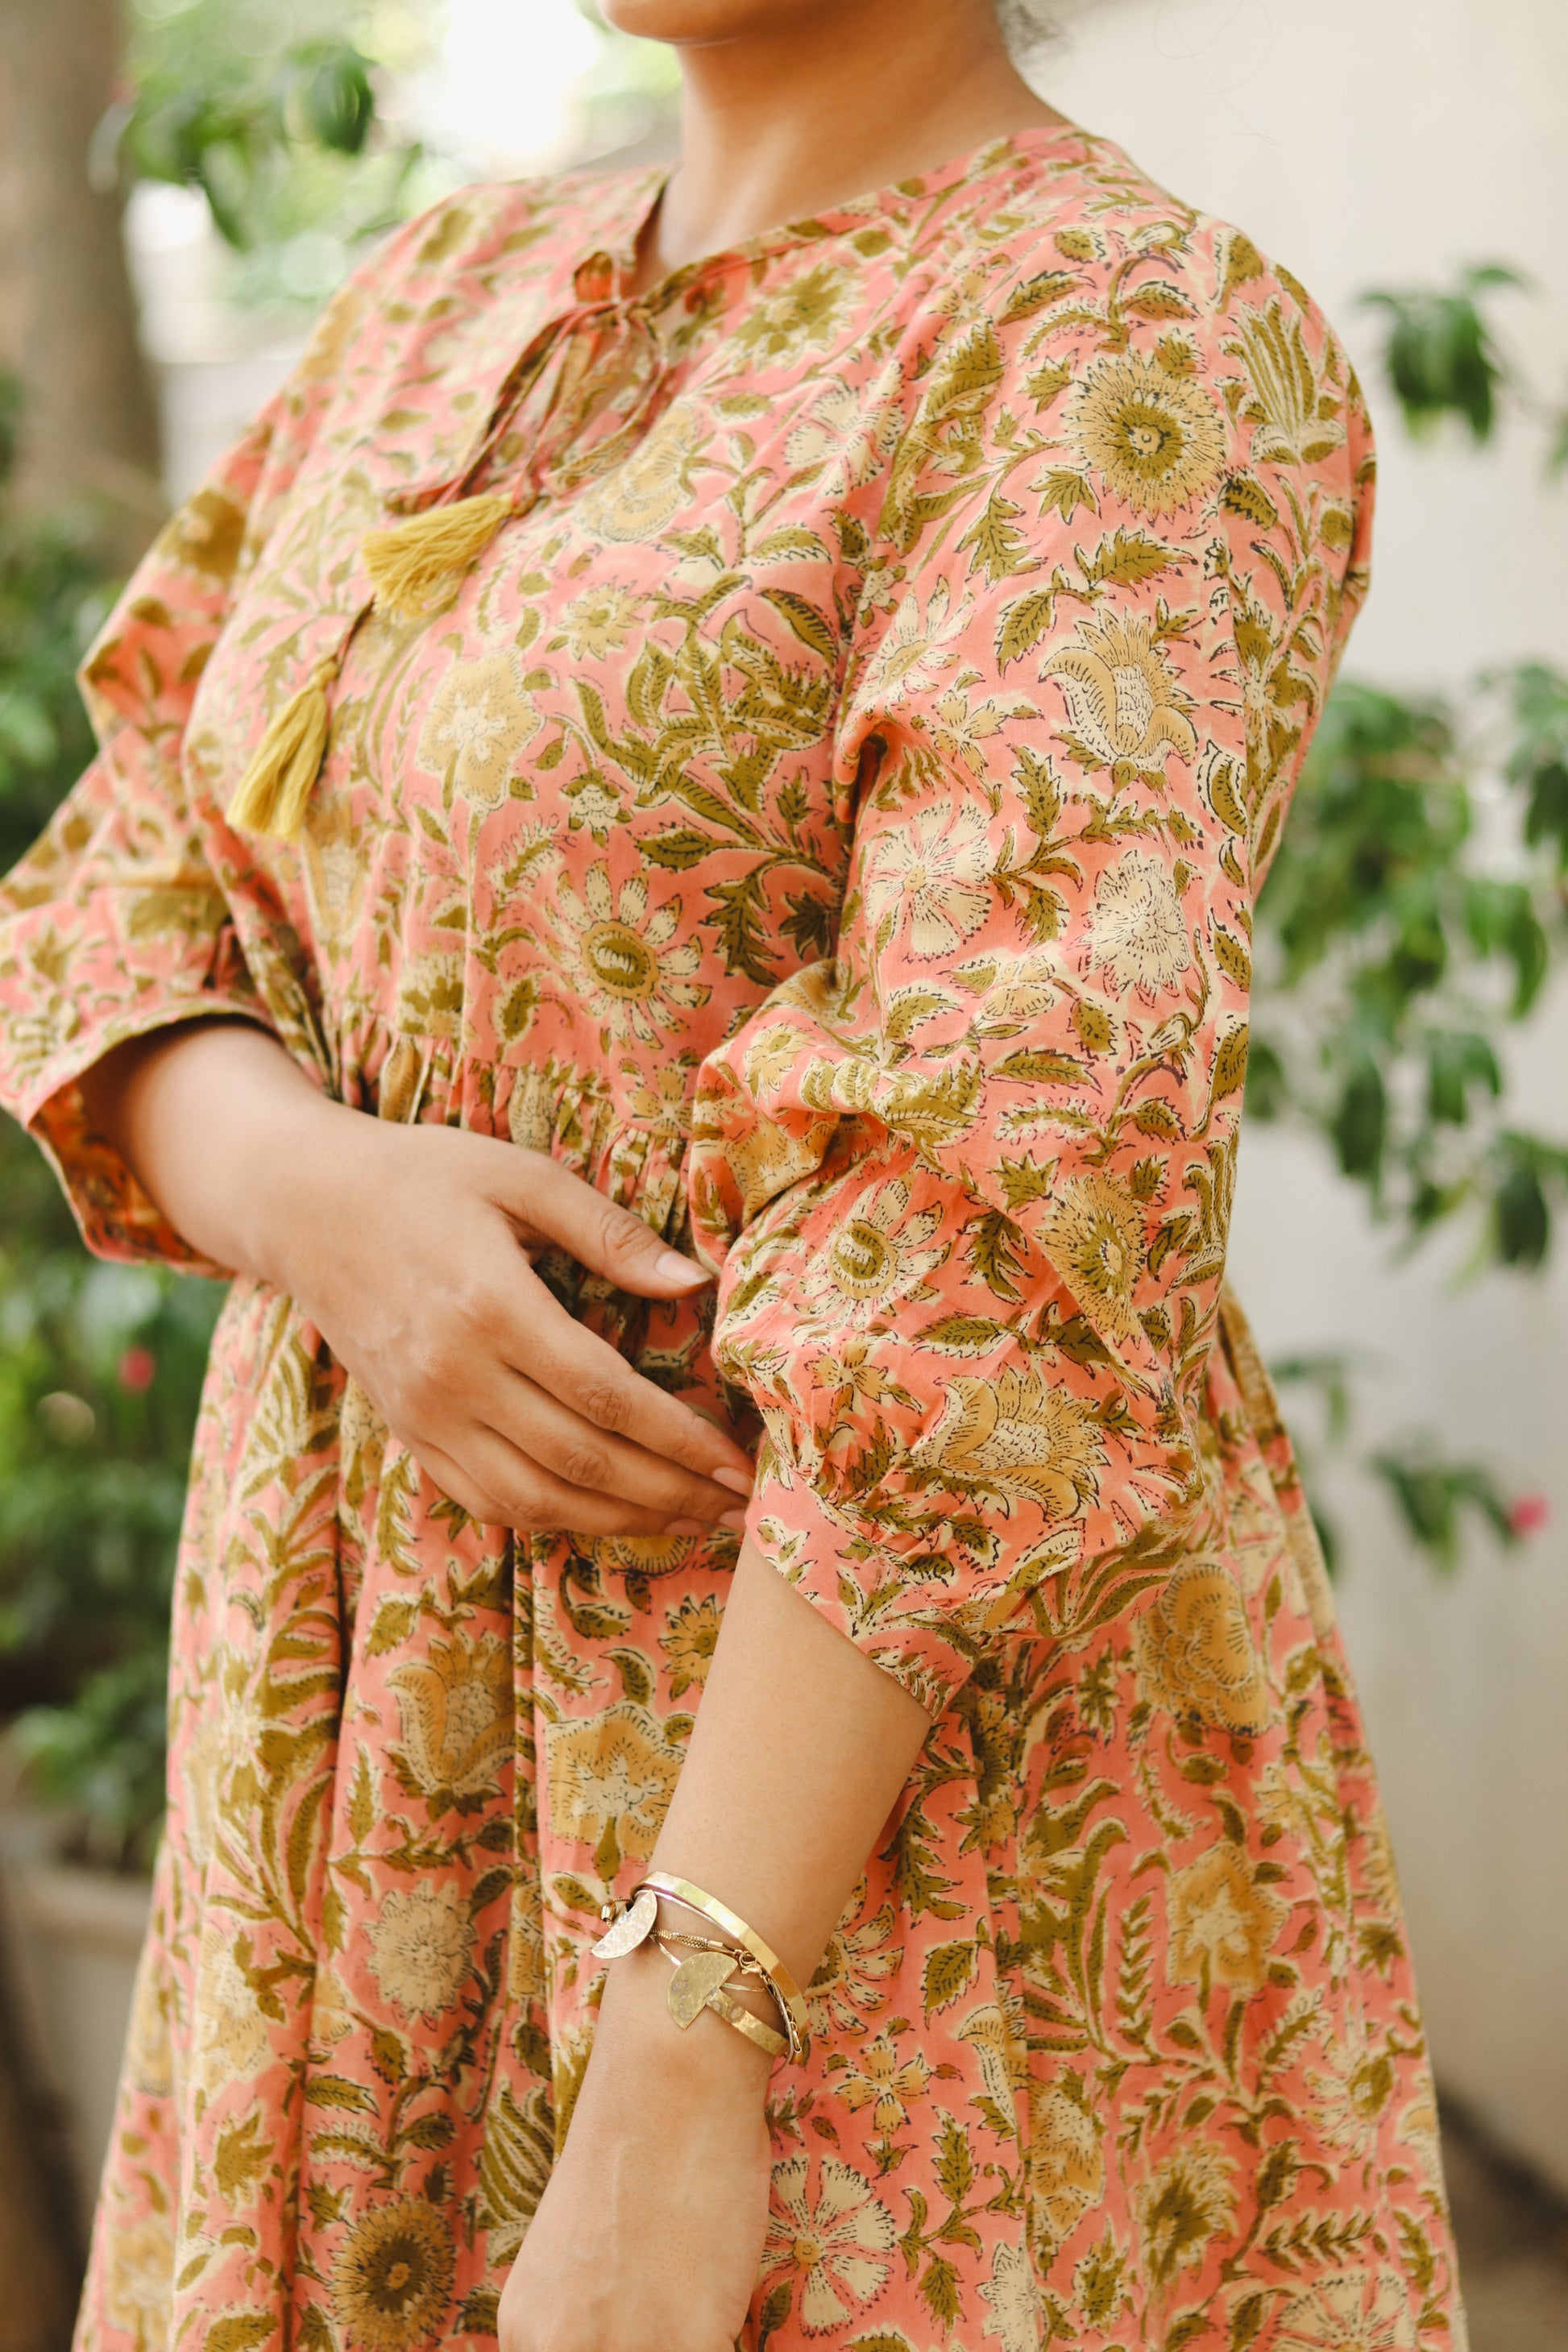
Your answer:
[0,125,1465,2352]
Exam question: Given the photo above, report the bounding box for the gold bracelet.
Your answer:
[591,1877,810,2065]
[652,1935,788,2061]
[590,1889,791,2061]
[655,1923,769,1979]
[645,1873,810,2064]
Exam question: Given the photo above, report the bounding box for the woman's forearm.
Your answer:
[78,1018,337,1289]
[647,1536,932,1987]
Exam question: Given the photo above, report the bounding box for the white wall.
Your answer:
[1041,0,1568,2188]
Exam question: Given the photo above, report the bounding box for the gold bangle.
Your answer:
[655,1923,769,1978]
[591,1878,810,2066]
[641,1871,811,2065]
[651,1935,788,2061]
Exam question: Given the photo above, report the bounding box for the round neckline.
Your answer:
[603,116,1100,309]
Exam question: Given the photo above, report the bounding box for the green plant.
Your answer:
[1361,261,1568,473]
[1269,1354,1537,1577]
[1249,670,1568,1269]
[100,0,436,305]
[0,1214,221,1869]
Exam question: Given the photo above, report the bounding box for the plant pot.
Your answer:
[0,1800,150,2241]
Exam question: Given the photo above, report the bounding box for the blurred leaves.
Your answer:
[0,1121,222,1869]
[1271,1355,1533,1578]
[1361,263,1524,443]
[102,0,433,275]
[1251,673,1568,1270]
[1362,260,1568,475]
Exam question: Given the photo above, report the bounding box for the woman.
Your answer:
[0,0,1466,2346]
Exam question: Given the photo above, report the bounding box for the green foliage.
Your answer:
[1251,674,1568,1268]
[0,1088,224,1869]
[1503,661,1568,870]
[105,0,433,291]
[1361,261,1568,472]
[1271,1355,1531,1578]
[1361,263,1523,443]
[0,482,117,875]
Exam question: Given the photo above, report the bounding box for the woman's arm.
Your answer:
[500,1537,932,2352]
[80,1019,756,1534]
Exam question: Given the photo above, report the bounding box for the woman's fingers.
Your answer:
[459,1422,727,1539]
[403,1436,517,1533]
[499,1259,756,1492]
[501,1147,714,1300]
[485,1365,749,1524]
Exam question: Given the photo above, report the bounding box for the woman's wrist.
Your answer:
[590,1939,774,2107]
[247,1081,371,1309]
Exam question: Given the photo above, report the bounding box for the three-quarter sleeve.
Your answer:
[691,259,1374,1712]
[0,260,388,1268]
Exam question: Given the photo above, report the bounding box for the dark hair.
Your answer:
[994,0,1060,53]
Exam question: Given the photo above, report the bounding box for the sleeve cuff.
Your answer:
[740,1458,1018,1719]
[19,998,274,1275]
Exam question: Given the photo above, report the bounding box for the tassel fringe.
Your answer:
[228,658,338,841]
[361,491,520,620]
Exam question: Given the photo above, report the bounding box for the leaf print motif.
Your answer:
[730,262,852,366]
[1134,2147,1238,2291]
[860,576,968,702]
[1223,297,1351,468]
[0,129,1460,2352]
[1038,1172,1147,1344]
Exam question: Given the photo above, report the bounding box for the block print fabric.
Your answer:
[0,125,1465,2352]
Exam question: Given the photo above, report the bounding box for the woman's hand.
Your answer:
[500,1945,773,2352]
[285,1097,755,1535]
[81,1020,754,1536]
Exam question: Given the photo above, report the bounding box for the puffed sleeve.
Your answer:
[689,253,1375,1713]
[0,235,411,1269]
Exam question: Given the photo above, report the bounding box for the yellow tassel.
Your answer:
[361,490,519,620]
[228,658,338,841]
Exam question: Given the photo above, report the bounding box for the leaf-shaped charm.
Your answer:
[666,1946,739,2030]
[590,1886,658,1961]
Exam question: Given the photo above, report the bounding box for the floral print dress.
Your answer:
[0,126,1466,2352]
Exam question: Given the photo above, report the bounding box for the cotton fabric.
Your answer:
[0,126,1465,2352]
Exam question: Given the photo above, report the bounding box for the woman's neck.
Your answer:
[627,0,1068,292]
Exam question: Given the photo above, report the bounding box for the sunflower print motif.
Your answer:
[0,127,1464,2352]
